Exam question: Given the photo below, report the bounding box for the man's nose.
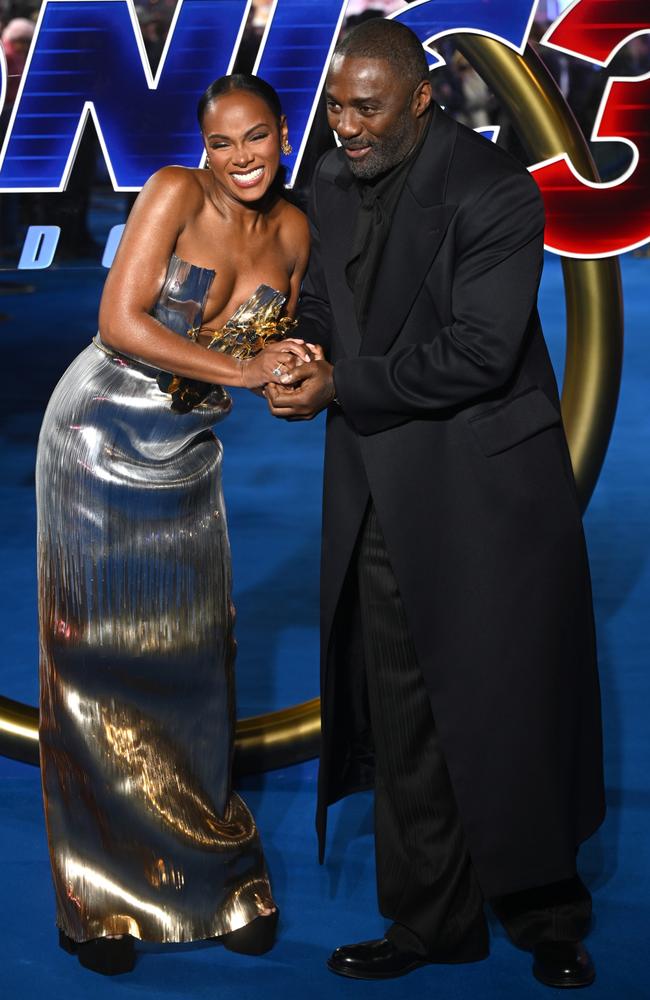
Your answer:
[336,108,361,139]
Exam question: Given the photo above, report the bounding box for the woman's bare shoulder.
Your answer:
[276,198,310,255]
[139,165,206,212]
[121,167,208,241]
[277,197,308,229]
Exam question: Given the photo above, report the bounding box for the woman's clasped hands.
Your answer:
[240,339,323,390]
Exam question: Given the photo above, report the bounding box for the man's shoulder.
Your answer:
[457,123,526,173]
[441,119,544,234]
[448,118,534,197]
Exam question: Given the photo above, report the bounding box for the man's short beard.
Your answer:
[344,115,419,180]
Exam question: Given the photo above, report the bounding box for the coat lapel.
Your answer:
[318,159,363,357]
[321,187,361,357]
[360,107,459,358]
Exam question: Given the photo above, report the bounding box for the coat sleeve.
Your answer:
[332,170,545,435]
[295,159,333,355]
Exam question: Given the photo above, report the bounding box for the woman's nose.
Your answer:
[232,145,253,166]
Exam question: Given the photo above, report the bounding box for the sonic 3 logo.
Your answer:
[0,0,648,259]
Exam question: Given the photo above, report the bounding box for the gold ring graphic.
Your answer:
[0,38,623,773]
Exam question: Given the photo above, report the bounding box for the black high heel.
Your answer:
[221,909,279,956]
[58,929,136,975]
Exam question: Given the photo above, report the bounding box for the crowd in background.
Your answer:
[1,0,649,259]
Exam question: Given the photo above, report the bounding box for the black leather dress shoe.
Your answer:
[327,938,426,980]
[532,941,595,988]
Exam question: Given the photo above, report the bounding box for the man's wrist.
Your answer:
[331,367,341,407]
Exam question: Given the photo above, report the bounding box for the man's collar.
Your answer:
[326,103,457,205]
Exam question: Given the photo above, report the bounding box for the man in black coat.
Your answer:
[266,17,605,988]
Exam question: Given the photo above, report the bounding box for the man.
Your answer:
[266,18,605,988]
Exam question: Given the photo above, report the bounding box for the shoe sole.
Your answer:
[77,950,136,976]
[326,958,426,980]
[532,968,596,989]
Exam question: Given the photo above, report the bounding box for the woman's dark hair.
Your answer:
[197,73,283,127]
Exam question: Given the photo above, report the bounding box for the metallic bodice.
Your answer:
[152,253,215,340]
[92,254,232,438]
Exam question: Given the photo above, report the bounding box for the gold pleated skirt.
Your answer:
[36,341,274,943]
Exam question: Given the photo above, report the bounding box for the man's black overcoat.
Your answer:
[298,107,605,899]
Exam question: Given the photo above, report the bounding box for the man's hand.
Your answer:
[265,359,335,420]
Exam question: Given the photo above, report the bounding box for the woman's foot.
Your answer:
[58,929,136,975]
[221,909,279,956]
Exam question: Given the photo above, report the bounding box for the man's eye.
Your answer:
[359,106,376,115]
[326,101,340,112]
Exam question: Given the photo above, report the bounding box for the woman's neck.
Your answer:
[205,175,276,232]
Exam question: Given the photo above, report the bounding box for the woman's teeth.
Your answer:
[232,166,265,186]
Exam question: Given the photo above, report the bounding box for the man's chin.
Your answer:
[346,155,380,180]
[345,148,406,180]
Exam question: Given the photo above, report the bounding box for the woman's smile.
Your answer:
[230,165,266,188]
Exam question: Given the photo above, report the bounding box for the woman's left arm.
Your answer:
[283,205,311,319]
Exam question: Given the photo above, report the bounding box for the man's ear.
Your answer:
[413,79,433,117]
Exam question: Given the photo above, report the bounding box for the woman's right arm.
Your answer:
[99,168,309,388]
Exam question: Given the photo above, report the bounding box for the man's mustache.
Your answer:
[339,138,375,150]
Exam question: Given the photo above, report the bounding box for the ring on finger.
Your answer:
[271,364,284,377]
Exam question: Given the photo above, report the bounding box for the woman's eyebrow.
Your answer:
[207,122,269,140]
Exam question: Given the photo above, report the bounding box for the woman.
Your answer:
[36,74,311,976]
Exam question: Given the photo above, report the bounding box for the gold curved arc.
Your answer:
[0,39,623,771]
[457,36,623,509]
[0,698,39,744]
[0,694,320,775]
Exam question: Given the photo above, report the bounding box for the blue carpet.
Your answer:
[0,252,648,998]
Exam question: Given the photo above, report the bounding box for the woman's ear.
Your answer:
[280,115,292,156]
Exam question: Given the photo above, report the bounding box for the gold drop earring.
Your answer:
[281,139,293,155]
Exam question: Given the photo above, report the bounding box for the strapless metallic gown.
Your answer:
[36,257,274,944]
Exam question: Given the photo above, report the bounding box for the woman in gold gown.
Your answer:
[36,74,311,976]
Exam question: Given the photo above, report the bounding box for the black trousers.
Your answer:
[354,503,592,959]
